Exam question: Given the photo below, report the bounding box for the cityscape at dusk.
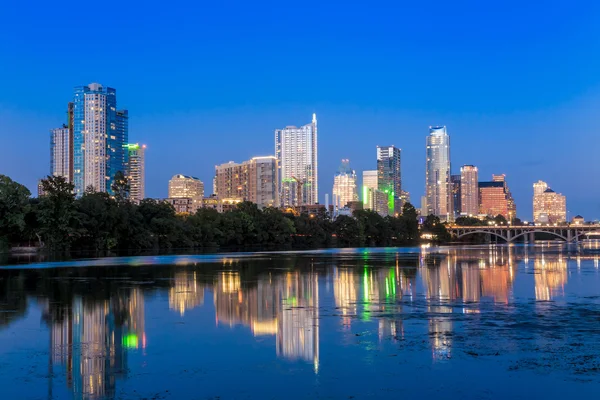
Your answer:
[2,2,600,219]
[2,2,600,399]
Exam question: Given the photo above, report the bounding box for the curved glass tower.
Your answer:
[425,126,451,219]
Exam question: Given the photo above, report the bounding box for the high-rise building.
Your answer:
[50,103,74,182]
[460,165,478,216]
[451,174,461,217]
[479,174,517,221]
[363,188,389,217]
[377,146,401,214]
[72,83,128,196]
[425,126,451,219]
[275,114,318,207]
[362,170,378,191]
[215,157,279,208]
[169,175,204,199]
[532,181,566,224]
[332,159,358,208]
[125,144,145,203]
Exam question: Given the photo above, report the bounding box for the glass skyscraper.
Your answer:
[72,83,128,196]
[376,145,401,214]
[425,126,451,219]
[275,114,318,207]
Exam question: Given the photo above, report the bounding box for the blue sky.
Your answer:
[1,0,599,219]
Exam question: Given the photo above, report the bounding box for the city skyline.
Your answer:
[2,2,600,218]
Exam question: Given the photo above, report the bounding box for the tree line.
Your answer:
[0,173,452,253]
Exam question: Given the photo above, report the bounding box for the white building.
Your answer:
[125,143,145,203]
[332,159,358,208]
[275,114,318,207]
[460,165,478,216]
[51,126,72,181]
[425,126,451,220]
[169,175,204,199]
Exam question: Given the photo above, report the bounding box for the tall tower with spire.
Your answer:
[275,114,318,207]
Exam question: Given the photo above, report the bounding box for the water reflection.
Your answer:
[1,244,600,399]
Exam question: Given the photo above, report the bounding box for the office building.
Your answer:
[451,174,461,217]
[125,144,145,203]
[72,83,128,196]
[332,159,358,208]
[363,187,390,217]
[425,126,451,220]
[169,175,204,199]
[275,114,318,207]
[532,181,566,224]
[377,146,401,214]
[479,174,517,221]
[215,157,279,208]
[362,170,378,191]
[460,165,478,216]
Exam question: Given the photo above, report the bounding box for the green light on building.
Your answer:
[363,186,368,206]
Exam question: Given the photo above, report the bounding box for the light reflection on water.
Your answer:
[1,244,600,399]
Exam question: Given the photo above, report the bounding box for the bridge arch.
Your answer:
[574,230,600,241]
[455,230,509,242]
[510,230,569,242]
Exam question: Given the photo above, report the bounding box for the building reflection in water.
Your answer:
[534,254,567,301]
[46,288,145,400]
[169,271,204,316]
[213,269,320,372]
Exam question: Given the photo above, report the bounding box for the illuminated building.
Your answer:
[572,215,584,225]
[50,102,74,182]
[275,114,318,206]
[362,170,378,190]
[478,174,516,221]
[425,126,451,220]
[215,156,279,208]
[532,181,567,224]
[164,197,202,214]
[169,271,204,316]
[332,159,358,208]
[377,145,402,213]
[168,174,204,199]
[72,83,128,196]
[124,143,145,203]
[460,165,478,216]
[451,174,461,217]
[363,187,389,216]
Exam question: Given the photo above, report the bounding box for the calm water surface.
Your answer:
[1,244,600,399]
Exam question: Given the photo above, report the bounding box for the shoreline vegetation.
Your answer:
[0,174,455,255]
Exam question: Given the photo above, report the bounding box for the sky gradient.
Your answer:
[1,1,600,219]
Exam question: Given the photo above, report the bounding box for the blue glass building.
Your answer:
[72,83,128,196]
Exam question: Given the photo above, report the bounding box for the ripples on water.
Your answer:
[1,243,600,399]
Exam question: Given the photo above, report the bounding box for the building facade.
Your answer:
[214,157,279,208]
[275,114,318,207]
[169,175,204,199]
[50,126,72,181]
[72,83,128,196]
[532,181,566,224]
[376,146,401,214]
[425,126,451,219]
[362,170,378,191]
[332,159,358,208]
[478,174,517,221]
[363,187,389,217]
[125,144,145,203]
[460,165,478,216]
[451,174,461,217]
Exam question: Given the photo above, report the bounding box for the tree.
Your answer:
[494,214,508,225]
[37,176,78,251]
[421,214,451,242]
[111,171,130,203]
[75,191,118,250]
[333,215,363,247]
[0,175,31,249]
[401,202,419,242]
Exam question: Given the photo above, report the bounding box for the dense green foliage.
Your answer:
[0,175,449,253]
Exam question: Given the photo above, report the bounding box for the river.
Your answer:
[1,243,599,399]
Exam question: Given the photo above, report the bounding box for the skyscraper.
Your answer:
[478,174,517,221]
[451,174,461,217]
[215,157,279,208]
[362,170,388,216]
[377,146,401,214]
[125,144,145,203]
[362,170,378,191]
[332,159,358,208]
[425,126,451,219]
[275,114,318,207]
[532,181,566,224]
[169,175,204,199]
[72,83,128,196]
[50,102,74,182]
[460,165,479,216]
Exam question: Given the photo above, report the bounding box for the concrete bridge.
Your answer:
[449,225,600,243]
